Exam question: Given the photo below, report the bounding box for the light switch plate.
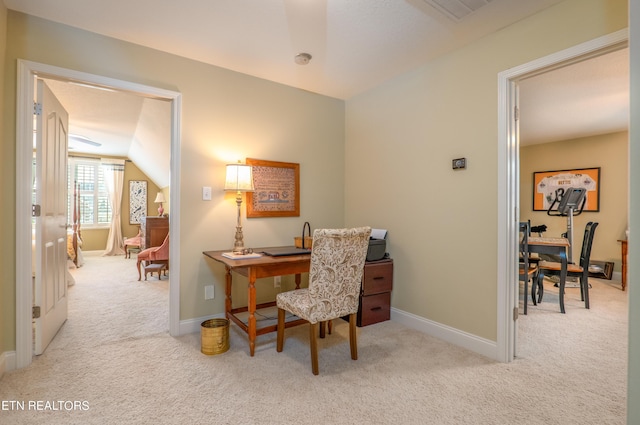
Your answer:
[202,186,212,201]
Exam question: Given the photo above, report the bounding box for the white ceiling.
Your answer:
[519,47,629,146]
[6,0,629,173]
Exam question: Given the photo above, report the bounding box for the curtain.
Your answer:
[102,159,126,255]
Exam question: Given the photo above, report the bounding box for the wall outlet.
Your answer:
[204,285,214,300]
[274,276,281,288]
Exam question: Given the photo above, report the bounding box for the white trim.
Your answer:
[0,351,17,377]
[15,60,183,369]
[496,29,628,363]
[390,308,498,360]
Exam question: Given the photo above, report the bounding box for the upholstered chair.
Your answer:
[136,233,169,281]
[276,227,371,375]
[123,229,142,259]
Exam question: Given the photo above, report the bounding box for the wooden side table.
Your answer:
[618,239,628,291]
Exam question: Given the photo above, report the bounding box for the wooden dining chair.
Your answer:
[276,227,371,375]
[519,221,539,315]
[533,222,598,313]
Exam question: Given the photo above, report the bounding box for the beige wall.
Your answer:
[0,1,8,355]
[345,0,627,341]
[2,11,345,348]
[520,132,628,271]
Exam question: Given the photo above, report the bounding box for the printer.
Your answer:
[366,229,388,262]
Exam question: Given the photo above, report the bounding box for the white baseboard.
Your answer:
[1,350,17,377]
[179,313,226,335]
[390,307,498,361]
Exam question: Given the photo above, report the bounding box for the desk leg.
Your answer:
[225,266,232,319]
[248,272,257,356]
[621,242,628,291]
[295,273,301,290]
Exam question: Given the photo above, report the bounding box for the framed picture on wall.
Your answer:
[245,158,300,218]
[129,180,147,224]
[532,167,601,212]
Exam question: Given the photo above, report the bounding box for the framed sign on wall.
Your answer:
[533,167,600,212]
[245,158,300,218]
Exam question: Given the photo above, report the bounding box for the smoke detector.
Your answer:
[294,53,312,65]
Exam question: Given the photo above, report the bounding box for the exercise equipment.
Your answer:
[546,187,586,263]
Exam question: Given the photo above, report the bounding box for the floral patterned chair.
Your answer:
[276,227,371,375]
[136,233,169,281]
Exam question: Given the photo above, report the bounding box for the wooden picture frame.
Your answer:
[532,167,600,212]
[245,158,300,218]
[129,180,147,224]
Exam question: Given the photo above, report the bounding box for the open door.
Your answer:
[33,79,69,355]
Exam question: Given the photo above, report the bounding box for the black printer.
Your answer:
[366,229,388,262]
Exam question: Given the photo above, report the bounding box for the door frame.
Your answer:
[15,60,182,369]
[497,29,628,362]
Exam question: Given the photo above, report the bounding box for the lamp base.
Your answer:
[232,226,245,254]
[158,204,164,217]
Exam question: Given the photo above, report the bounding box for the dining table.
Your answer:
[527,236,569,313]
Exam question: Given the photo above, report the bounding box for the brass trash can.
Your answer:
[201,318,230,355]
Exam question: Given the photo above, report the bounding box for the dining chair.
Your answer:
[533,222,598,313]
[276,227,371,375]
[519,221,539,315]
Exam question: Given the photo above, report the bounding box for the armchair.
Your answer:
[136,233,169,281]
[123,229,142,259]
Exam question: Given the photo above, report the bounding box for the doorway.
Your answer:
[497,29,628,362]
[15,60,182,369]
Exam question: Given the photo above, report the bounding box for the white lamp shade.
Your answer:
[154,192,166,203]
[225,164,254,192]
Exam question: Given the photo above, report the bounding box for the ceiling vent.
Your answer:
[422,0,494,21]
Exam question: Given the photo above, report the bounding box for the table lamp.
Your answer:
[154,192,166,217]
[224,161,254,254]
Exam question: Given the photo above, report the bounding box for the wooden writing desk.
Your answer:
[203,248,311,356]
[528,236,569,312]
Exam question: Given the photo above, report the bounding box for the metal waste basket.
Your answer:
[201,318,230,355]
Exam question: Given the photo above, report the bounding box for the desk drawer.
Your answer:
[357,292,391,327]
[362,260,393,295]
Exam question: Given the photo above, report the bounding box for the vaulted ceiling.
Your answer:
[6,0,628,182]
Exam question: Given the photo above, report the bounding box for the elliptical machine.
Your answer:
[546,187,587,264]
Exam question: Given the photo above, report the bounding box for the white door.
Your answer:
[33,79,69,355]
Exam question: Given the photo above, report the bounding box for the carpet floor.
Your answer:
[0,252,628,424]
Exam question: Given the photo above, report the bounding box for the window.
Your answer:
[68,158,112,227]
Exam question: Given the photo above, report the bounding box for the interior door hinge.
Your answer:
[33,102,42,116]
[514,106,519,121]
[32,306,41,319]
[32,204,41,217]
[513,306,519,321]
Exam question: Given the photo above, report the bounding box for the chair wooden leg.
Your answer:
[327,319,332,335]
[319,321,326,338]
[349,313,358,361]
[276,308,285,352]
[582,275,590,309]
[309,322,319,375]
[136,259,142,281]
[524,277,528,315]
